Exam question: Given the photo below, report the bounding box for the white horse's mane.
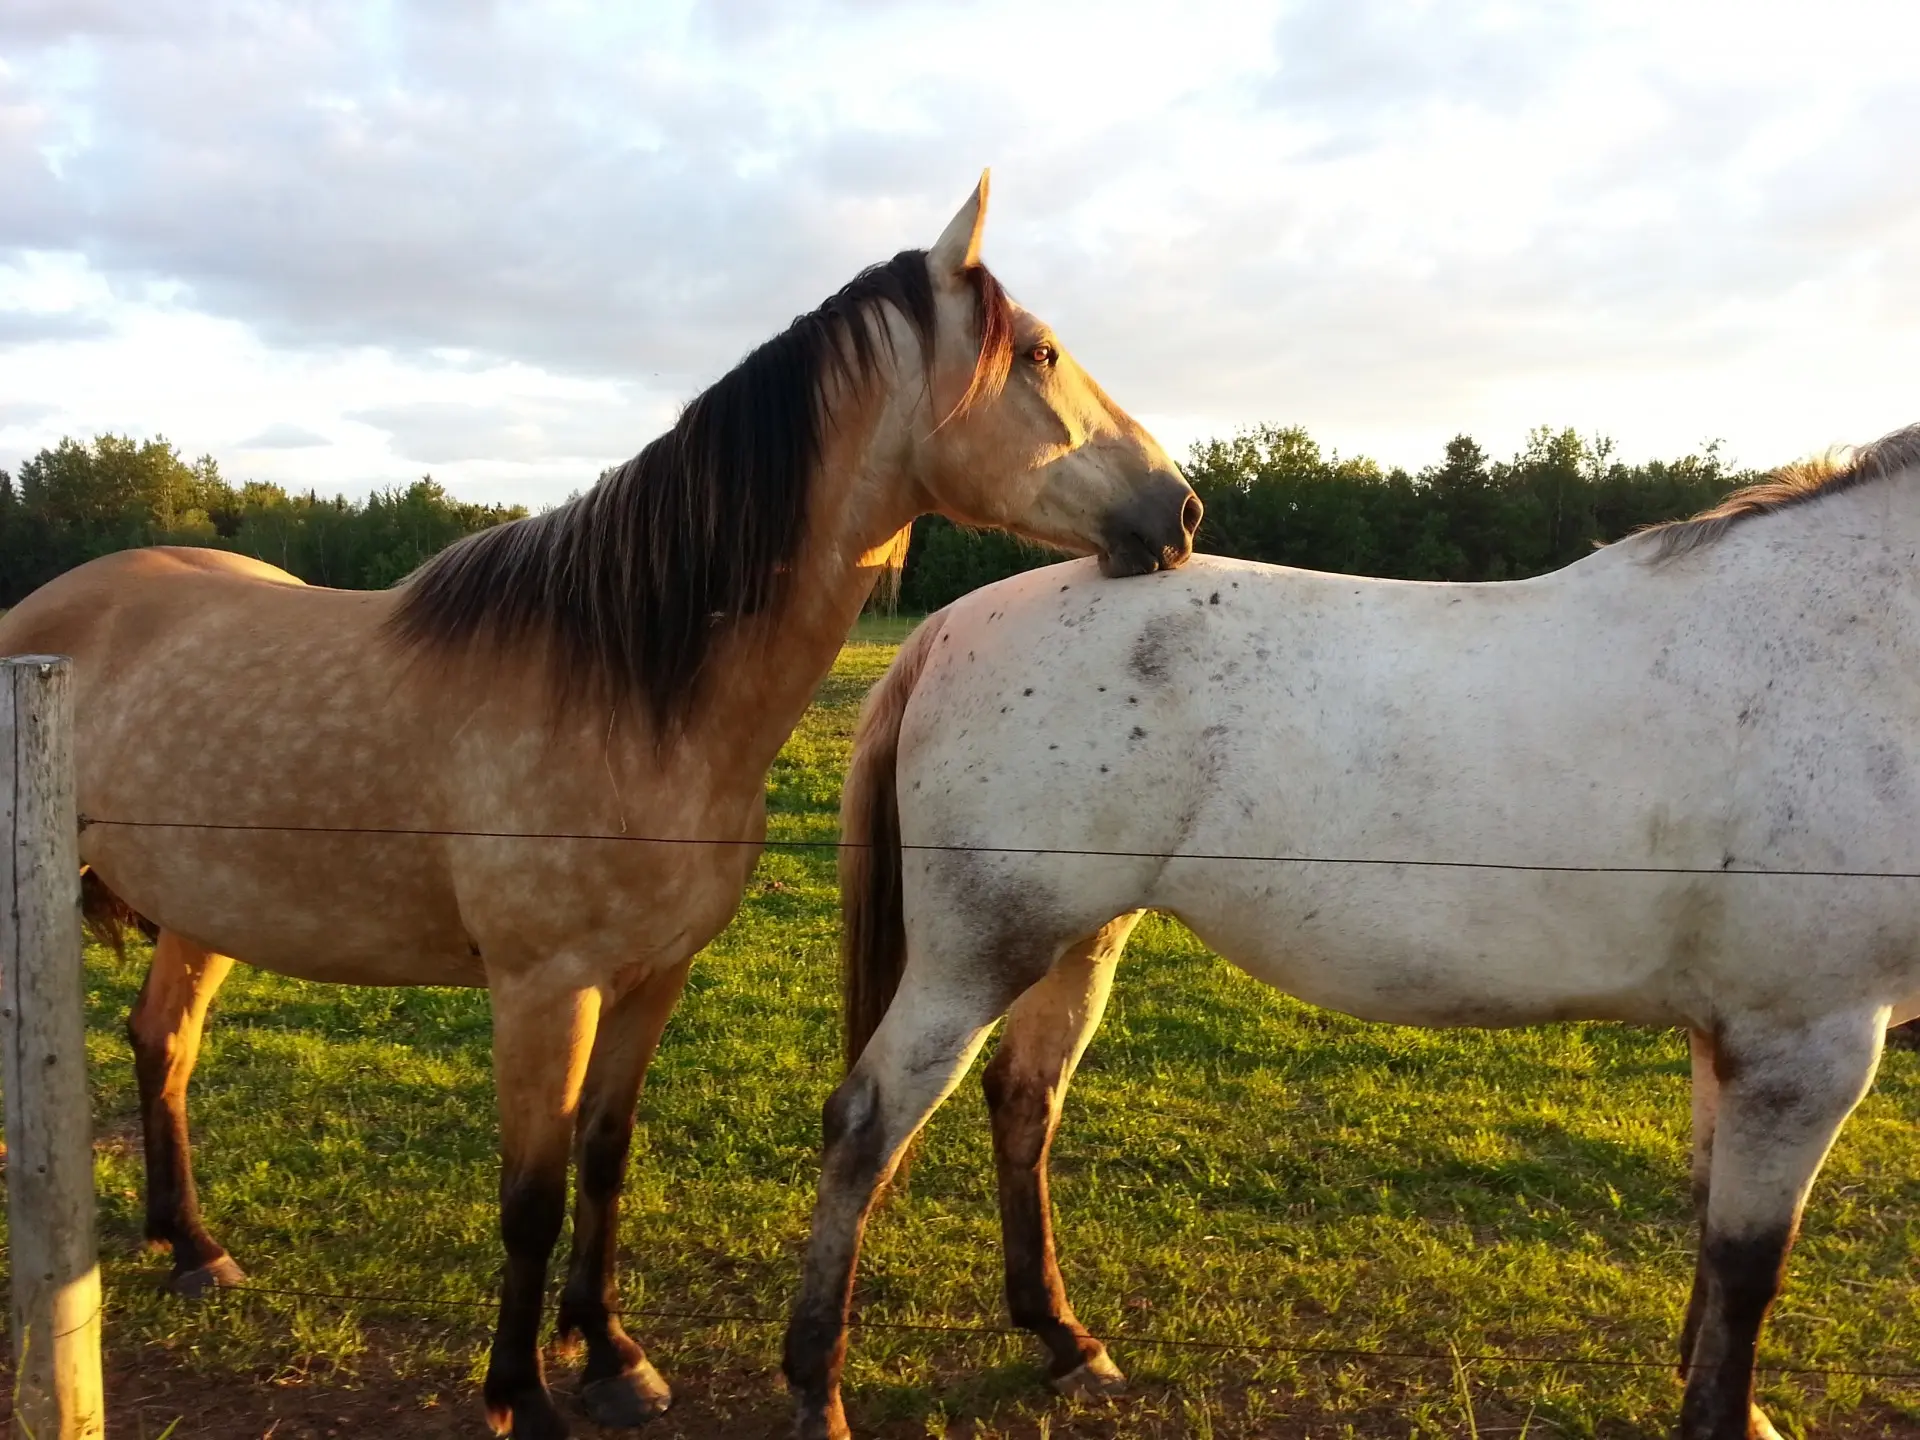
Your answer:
[1644,421,1920,560]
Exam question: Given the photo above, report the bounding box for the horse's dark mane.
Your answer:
[1645,423,1920,561]
[390,250,1014,730]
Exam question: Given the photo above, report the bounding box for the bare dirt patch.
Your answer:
[5,1350,1919,1440]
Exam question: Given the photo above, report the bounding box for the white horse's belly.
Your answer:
[1159,857,1920,1030]
[1164,870,1689,1027]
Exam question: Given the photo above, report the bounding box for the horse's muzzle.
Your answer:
[1099,477,1203,577]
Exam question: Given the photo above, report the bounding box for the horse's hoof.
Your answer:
[169,1253,246,1296]
[487,1388,571,1440]
[1053,1349,1127,1400]
[580,1360,671,1427]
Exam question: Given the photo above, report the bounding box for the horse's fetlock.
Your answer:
[782,1308,850,1392]
[554,1285,614,1342]
[1007,1294,1056,1333]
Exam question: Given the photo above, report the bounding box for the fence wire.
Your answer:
[77,811,1920,1392]
[74,814,1920,880]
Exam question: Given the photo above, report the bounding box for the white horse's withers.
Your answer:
[783,426,1920,1440]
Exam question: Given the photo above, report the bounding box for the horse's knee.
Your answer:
[984,1058,1056,1171]
[128,974,186,1078]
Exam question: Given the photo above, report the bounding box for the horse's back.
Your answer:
[0,545,316,666]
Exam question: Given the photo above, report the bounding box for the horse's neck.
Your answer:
[670,387,917,790]
[1838,466,1920,543]
[1763,471,1920,564]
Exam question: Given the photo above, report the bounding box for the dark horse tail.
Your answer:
[80,868,157,955]
[841,608,949,1071]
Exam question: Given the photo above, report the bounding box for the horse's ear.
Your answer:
[930,170,990,280]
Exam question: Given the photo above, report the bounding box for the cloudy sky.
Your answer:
[2,0,1916,508]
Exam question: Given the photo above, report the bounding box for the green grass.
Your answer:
[848,608,928,647]
[6,634,1919,1437]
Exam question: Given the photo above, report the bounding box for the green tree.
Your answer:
[0,434,527,604]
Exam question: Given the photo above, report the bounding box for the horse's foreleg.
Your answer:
[128,930,240,1294]
[1679,1026,1720,1376]
[1678,1008,1885,1440]
[785,954,1044,1440]
[983,913,1139,1398]
[484,978,601,1440]
[556,959,690,1428]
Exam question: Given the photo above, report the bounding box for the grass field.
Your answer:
[5,624,1919,1438]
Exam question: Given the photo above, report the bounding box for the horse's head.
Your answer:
[911,174,1201,577]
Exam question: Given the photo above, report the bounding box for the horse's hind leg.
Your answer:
[785,941,1058,1440]
[556,959,691,1428]
[1679,1026,1720,1375]
[1678,1008,1886,1440]
[128,929,241,1294]
[984,913,1140,1399]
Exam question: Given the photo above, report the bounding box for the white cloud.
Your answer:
[347,395,649,467]
[0,0,1916,504]
[236,423,331,450]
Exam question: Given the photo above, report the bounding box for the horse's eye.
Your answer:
[1029,343,1058,367]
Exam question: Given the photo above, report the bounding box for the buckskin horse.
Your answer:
[0,174,1201,1439]
[791,426,1920,1440]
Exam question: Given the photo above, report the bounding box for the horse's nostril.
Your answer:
[1180,492,1204,539]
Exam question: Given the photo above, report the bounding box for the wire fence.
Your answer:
[74,810,1920,1393]
[74,814,1920,880]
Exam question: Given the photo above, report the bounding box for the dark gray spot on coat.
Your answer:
[1127,612,1200,686]
[1130,630,1169,683]
[924,851,1066,998]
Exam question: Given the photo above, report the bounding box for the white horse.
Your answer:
[784,425,1920,1440]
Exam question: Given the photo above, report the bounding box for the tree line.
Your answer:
[0,435,526,603]
[896,424,1751,609]
[1,426,1755,611]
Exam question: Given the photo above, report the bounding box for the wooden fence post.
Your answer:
[2,655,105,1439]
